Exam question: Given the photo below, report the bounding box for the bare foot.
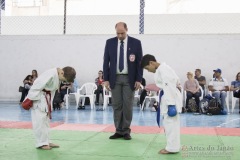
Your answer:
[38,145,52,150]
[158,149,176,154]
[49,143,60,148]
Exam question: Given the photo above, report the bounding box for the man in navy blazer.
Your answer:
[103,22,143,140]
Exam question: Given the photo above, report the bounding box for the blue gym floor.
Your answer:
[0,102,239,128]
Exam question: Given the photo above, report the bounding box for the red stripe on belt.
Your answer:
[43,89,52,119]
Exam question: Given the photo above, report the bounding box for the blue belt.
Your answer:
[157,90,164,127]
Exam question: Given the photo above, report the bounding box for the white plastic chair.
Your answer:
[64,88,70,109]
[134,84,144,105]
[140,90,159,111]
[230,91,239,113]
[70,83,97,109]
[103,86,111,110]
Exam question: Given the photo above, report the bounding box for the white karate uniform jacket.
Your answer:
[27,68,59,147]
[154,62,182,113]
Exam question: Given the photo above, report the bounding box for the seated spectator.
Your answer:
[230,72,240,114]
[53,89,62,110]
[59,81,72,107]
[32,69,38,82]
[95,70,104,105]
[184,72,201,112]
[208,68,229,111]
[19,75,33,104]
[194,69,206,95]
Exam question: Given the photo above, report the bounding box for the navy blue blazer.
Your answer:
[103,36,143,91]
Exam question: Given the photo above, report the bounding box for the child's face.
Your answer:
[58,70,67,82]
[144,61,156,73]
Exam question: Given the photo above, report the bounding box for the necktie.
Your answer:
[119,41,124,72]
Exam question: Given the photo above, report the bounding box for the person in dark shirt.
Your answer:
[194,69,206,95]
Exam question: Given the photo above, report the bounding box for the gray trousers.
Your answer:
[111,75,134,135]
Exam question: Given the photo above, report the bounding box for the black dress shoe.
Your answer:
[109,133,123,139]
[123,133,132,140]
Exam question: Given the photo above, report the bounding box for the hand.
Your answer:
[168,105,177,117]
[104,81,111,91]
[134,81,141,91]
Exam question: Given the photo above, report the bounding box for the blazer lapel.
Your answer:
[127,36,133,61]
[112,37,118,63]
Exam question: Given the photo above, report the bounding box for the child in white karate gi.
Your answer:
[141,54,182,154]
[26,67,76,150]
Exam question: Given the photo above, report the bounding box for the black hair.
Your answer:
[236,72,240,81]
[140,54,156,68]
[195,69,201,73]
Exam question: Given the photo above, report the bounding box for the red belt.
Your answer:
[43,89,52,119]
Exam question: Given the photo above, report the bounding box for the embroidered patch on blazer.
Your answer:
[129,54,135,62]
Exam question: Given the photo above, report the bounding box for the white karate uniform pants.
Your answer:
[31,107,51,148]
[162,113,181,152]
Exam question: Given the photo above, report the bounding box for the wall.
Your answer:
[0,34,239,101]
[2,14,240,35]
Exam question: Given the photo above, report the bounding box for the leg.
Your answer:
[95,89,100,104]
[239,98,240,114]
[121,76,134,135]
[111,75,134,135]
[220,91,227,110]
[186,91,193,109]
[212,91,220,101]
[20,88,28,103]
[233,91,240,113]
[194,92,201,111]
[109,97,112,105]
[111,76,124,135]
[31,107,51,148]
[60,89,67,103]
[140,89,147,107]
[100,90,104,104]
[160,114,180,153]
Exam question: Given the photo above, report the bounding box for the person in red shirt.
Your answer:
[95,70,104,105]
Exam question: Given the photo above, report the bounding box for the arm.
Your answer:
[183,81,188,91]
[134,40,143,90]
[230,85,240,91]
[224,86,230,91]
[208,85,215,92]
[220,79,229,92]
[198,77,206,86]
[103,40,110,82]
[208,79,216,92]
[103,40,111,90]
[194,80,200,93]
[27,69,56,100]
[159,65,179,105]
[135,40,143,83]
[184,81,193,93]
